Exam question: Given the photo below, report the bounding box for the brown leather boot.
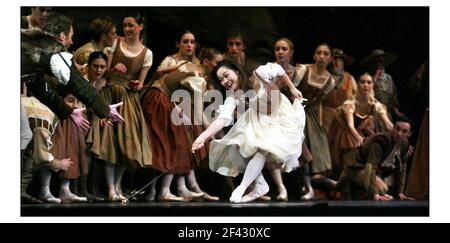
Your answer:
[21,150,42,204]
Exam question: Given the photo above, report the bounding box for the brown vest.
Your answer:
[106,37,148,89]
[297,66,333,107]
[322,72,353,108]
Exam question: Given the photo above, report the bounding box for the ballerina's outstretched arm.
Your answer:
[191,118,228,152]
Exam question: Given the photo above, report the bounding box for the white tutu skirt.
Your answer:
[209,95,306,177]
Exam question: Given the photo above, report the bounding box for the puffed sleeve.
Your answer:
[217,96,237,126]
[342,99,356,114]
[105,38,117,54]
[143,49,153,68]
[180,75,206,94]
[73,49,90,67]
[293,64,308,86]
[33,127,61,172]
[374,101,387,115]
[255,62,286,83]
[157,56,177,71]
[324,77,336,94]
[49,52,73,85]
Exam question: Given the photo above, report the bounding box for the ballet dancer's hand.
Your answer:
[192,134,208,152]
[290,87,303,100]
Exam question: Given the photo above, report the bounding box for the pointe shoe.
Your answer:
[229,185,246,203]
[60,194,88,204]
[39,192,61,204]
[301,187,315,200]
[158,193,186,202]
[201,192,219,201]
[241,181,269,203]
[257,195,272,201]
[179,190,204,201]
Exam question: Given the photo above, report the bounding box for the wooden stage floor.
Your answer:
[21,200,428,216]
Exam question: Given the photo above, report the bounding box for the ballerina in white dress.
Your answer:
[192,60,306,203]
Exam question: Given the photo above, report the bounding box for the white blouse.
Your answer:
[156,56,178,71]
[342,99,387,117]
[255,62,286,82]
[217,96,239,126]
[216,62,287,126]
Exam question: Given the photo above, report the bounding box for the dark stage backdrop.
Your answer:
[21,6,429,141]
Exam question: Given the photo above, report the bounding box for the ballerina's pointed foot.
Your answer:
[158,192,186,202]
[229,185,246,203]
[241,180,269,203]
[201,192,219,201]
[178,190,204,201]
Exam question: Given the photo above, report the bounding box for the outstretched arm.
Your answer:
[379,112,394,131]
[278,73,303,99]
[375,102,394,131]
[192,118,227,152]
[152,61,188,81]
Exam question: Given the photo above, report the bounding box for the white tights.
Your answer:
[230,152,267,202]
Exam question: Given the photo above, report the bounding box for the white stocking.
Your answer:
[186,170,202,193]
[270,168,287,200]
[176,175,189,194]
[104,163,117,199]
[177,175,204,200]
[59,179,87,203]
[160,173,174,197]
[114,166,126,199]
[230,152,266,203]
[39,167,61,203]
[59,178,71,195]
[241,173,270,203]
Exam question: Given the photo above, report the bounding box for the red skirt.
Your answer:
[52,119,88,179]
[142,87,195,174]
